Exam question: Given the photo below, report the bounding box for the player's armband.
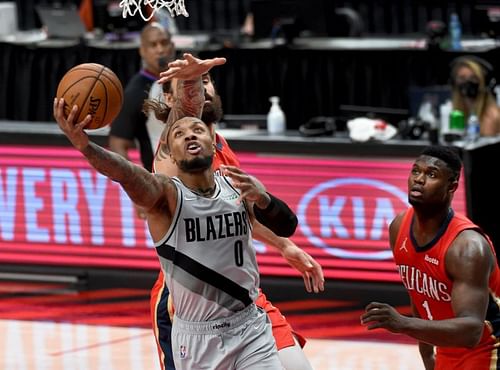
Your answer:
[253,193,298,237]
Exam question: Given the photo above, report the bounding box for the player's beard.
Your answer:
[178,154,214,173]
[202,93,223,124]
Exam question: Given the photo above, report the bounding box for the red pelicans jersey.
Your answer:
[394,207,500,369]
[213,133,240,170]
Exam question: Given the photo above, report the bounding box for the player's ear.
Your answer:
[448,179,459,194]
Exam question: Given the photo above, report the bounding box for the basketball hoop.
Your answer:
[119,0,189,21]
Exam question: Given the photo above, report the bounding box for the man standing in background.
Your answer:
[109,22,176,173]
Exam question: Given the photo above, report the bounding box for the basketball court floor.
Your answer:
[0,281,423,370]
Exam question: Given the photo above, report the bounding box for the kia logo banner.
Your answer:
[0,147,466,284]
[240,154,465,283]
[298,178,407,261]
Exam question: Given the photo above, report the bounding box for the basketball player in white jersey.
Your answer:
[54,98,296,368]
[151,54,320,370]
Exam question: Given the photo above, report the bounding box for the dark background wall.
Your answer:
[2,0,498,129]
[3,0,492,35]
[2,42,499,130]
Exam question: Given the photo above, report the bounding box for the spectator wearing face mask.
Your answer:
[450,55,500,136]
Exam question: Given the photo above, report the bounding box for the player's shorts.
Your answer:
[171,304,281,369]
[436,335,500,370]
[255,288,307,349]
[150,272,174,370]
[151,271,306,369]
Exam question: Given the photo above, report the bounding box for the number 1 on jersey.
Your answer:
[422,300,433,320]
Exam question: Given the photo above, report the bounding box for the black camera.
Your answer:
[398,117,439,144]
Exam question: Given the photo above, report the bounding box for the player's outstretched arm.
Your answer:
[158,53,226,84]
[155,54,227,162]
[54,98,169,212]
[159,53,226,125]
[252,222,325,293]
[277,238,325,293]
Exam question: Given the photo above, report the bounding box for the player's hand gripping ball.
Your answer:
[56,63,123,130]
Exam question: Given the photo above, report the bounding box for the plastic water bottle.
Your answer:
[449,13,462,51]
[267,96,286,134]
[465,113,480,144]
[494,85,500,106]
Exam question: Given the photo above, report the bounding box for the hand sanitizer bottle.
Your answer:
[267,96,286,134]
[439,100,452,135]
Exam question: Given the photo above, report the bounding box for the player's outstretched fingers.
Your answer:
[53,97,64,122]
[183,53,196,62]
[222,165,268,205]
[206,57,227,67]
[54,98,77,129]
[160,54,226,83]
[158,66,182,83]
[309,258,325,293]
[168,58,189,68]
[298,253,324,293]
[302,271,312,293]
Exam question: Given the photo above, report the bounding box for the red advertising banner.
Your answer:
[0,145,466,283]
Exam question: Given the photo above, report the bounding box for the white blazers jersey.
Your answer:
[155,175,260,322]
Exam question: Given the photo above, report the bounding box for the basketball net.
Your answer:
[119,0,189,21]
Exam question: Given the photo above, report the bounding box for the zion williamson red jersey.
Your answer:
[151,132,304,369]
[394,207,500,370]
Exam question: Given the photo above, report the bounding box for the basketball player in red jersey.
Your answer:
[146,54,324,370]
[361,146,500,370]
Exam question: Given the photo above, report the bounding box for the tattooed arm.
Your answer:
[167,78,204,125]
[54,98,175,215]
[155,54,226,162]
[80,141,167,210]
[161,53,226,125]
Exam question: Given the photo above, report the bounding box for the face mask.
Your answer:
[457,80,480,98]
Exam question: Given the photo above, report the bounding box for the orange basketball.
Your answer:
[56,63,123,130]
